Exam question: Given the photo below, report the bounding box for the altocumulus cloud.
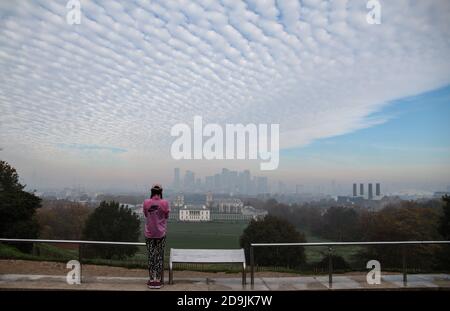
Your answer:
[56,143,127,154]
[0,0,450,168]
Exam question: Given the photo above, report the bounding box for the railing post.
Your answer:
[402,245,407,286]
[328,246,333,288]
[78,243,83,283]
[250,245,254,287]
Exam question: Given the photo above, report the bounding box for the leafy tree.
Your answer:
[0,160,41,252]
[435,195,450,269]
[438,195,450,239]
[82,201,140,259]
[266,201,322,234]
[37,199,92,240]
[357,204,441,269]
[320,206,359,241]
[316,254,350,271]
[239,215,306,268]
[292,206,323,235]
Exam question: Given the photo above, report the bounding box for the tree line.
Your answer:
[240,197,450,270]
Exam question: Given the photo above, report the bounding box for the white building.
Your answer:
[127,203,144,220]
[179,205,210,222]
[241,206,267,220]
[173,195,185,208]
[217,198,244,213]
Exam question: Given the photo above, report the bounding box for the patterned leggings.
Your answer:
[145,236,166,281]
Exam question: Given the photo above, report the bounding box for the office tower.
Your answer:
[184,170,195,192]
[278,181,287,194]
[376,183,381,196]
[229,170,238,193]
[205,176,214,192]
[360,183,364,196]
[243,170,251,195]
[368,183,373,200]
[237,171,244,194]
[195,178,202,192]
[221,168,229,192]
[173,168,180,190]
[353,183,357,197]
[214,173,221,193]
[257,176,268,194]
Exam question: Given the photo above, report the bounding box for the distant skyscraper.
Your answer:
[195,178,202,191]
[184,170,195,192]
[243,170,251,195]
[174,168,271,195]
[360,183,364,196]
[221,168,230,192]
[212,173,219,192]
[205,176,214,191]
[229,170,238,193]
[173,168,180,190]
[353,183,357,197]
[256,176,268,194]
[376,183,381,196]
[368,183,373,200]
[279,181,287,194]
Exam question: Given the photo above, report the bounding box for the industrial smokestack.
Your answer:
[368,183,373,200]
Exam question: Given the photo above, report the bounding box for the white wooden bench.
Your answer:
[169,248,247,285]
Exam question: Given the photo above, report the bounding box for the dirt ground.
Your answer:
[0,259,302,278]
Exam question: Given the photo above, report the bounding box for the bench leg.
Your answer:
[242,264,246,285]
[169,263,173,285]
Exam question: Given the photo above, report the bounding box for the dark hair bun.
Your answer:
[151,184,163,191]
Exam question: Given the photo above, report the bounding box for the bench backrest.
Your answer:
[170,248,245,263]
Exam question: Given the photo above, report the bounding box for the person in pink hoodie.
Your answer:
[143,184,170,289]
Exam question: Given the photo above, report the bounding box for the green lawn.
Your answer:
[0,242,77,262]
[165,221,248,249]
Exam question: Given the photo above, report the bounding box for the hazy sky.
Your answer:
[0,0,449,192]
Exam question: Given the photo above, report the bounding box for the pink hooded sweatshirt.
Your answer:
[143,196,170,238]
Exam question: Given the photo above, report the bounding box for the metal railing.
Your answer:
[0,238,147,283]
[1,238,450,287]
[250,241,450,287]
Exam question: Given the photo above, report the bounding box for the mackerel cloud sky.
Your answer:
[0,0,450,189]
